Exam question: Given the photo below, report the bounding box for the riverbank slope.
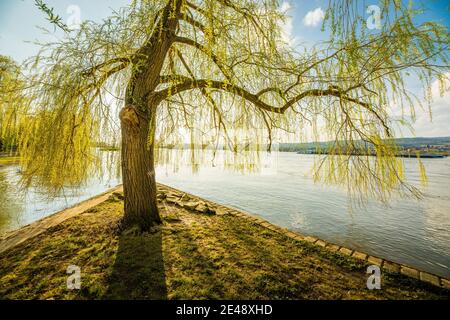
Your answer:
[0,185,448,300]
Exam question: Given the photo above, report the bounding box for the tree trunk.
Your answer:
[120,105,160,231]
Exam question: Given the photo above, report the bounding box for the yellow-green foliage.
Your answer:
[7,0,449,201]
[0,56,26,152]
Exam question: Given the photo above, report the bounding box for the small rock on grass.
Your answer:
[166,196,180,204]
[180,194,191,202]
[112,192,125,200]
[195,202,216,215]
[157,192,167,200]
[183,201,200,210]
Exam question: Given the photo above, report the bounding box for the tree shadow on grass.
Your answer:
[103,228,168,299]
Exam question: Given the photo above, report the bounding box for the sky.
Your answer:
[0,0,449,138]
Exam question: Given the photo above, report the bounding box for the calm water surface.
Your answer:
[0,152,449,278]
[0,159,121,233]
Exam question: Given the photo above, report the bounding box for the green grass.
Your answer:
[0,189,448,300]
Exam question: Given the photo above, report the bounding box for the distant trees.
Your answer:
[8,0,449,230]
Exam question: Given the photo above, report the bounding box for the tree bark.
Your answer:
[117,1,183,231]
[120,105,160,231]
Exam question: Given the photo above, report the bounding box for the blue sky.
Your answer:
[0,0,449,137]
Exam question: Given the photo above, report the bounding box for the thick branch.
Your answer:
[156,77,392,136]
[155,78,384,120]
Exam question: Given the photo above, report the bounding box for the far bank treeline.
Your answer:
[278,137,450,156]
[151,136,450,157]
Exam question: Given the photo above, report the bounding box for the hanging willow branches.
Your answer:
[0,56,27,153]
[3,0,448,202]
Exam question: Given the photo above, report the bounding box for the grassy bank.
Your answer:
[0,187,448,300]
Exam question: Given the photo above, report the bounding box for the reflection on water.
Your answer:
[0,152,121,234]
[0,150,449,278]
[0,169,24,231]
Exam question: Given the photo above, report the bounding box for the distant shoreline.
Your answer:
[292,151,447,158]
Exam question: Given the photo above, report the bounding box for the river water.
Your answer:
[1,152,449,278]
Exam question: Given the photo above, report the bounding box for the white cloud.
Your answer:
[279,1,299,48]
[280,1,291,12]
[303,7,324,27]
[390,73,450,137]
[413,73,450,137]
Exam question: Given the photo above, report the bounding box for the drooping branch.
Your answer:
[83,63,129,92]
[81,57,131,77]
[181,14,206,34]
[173,48,235,151]
[35,0,70,32]
[185,1,208,17]
[173,36,233,81]
[214,0,272,44]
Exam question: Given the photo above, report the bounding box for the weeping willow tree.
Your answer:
[10,0,449,230]
[0,56,27,152]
